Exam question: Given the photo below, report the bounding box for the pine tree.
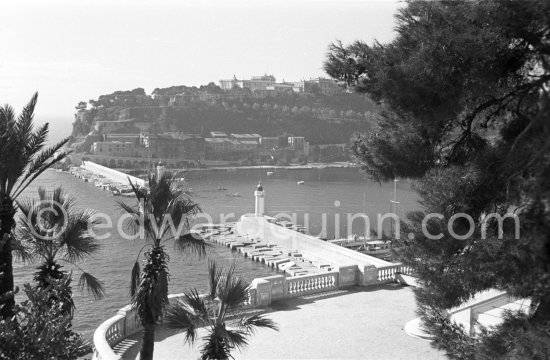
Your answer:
[325,1,550,358]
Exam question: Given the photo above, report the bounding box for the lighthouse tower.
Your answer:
[156,160,166,180]
[254,182,265,216]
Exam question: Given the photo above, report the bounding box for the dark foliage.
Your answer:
[0,93,69,318]
[0,279,91,360]
[72,91,378,145]
[325,1,550,358]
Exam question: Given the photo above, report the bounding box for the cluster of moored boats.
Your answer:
[328,236,394,261]
[68,167,137,197]
[199,223,334,277]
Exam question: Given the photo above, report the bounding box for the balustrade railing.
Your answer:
[94,265,415,359]
[93,291,256,359]
[285,271,338,297]
[377,263,414,282]
[92,312,128,360]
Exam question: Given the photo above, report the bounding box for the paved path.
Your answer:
[124,284,445,360]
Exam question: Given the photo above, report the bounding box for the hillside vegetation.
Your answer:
[72,86,378,145]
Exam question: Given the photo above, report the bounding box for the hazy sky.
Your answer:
[1,0,400,121]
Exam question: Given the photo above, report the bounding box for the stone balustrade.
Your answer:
[286,272,338,296]
[377,263,414,282]
[93,291,255,359]
[93,265,412,359]
[248,270,343,307]
[92,305,135,360]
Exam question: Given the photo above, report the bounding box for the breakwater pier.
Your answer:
[91,182,417,360]
[80,161,145,187]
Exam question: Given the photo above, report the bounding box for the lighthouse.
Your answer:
[156,160,166,180]
[254,182,265,216]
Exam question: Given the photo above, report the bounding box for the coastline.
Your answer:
[172,161,354,172]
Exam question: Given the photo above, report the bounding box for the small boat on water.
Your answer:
[358,240,393,261]
[226,192,241,197]
[216,186,227,191]
[176,184,193,193]
[112,185,135,197]
[267,171,274,176]
[297,180,305,185]
[119,188,136,197]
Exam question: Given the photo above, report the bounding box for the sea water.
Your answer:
[13,167,419,338]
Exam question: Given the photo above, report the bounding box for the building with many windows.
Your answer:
[219,75,277,92]
[91,141,135,157]
[304,77,342,95]
[140,133,205,160]
[288,136,310,156]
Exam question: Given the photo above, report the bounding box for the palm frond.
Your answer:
[184,288,210,319]
[0,104,23,196]
[10,235,35,263]
[12,137,70,199]
[130,261,140,297]
[217,263,249,310]
[148,176,174,219]
[174,232,209,258]
[222,327,249,350]
[15,93,38,151]
[166,196,202,231]
[117,199,140,216]
[24,122,49,160]
[60,209,102,263]
[16,92,38,134]
[208,260,223,300]
[200,326,242,360]
[165,300,200,345]
[238,313,279,335]
[37,186,47,201]
[127,177,145,201]
[77,270,105,299]
[15,199,51,260]
[16,195,56,255]
[117,200,152,239]
[15,196,37,218]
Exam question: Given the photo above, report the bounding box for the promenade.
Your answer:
[122,285,444,360]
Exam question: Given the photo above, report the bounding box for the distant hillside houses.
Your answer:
[85,131,311,166]
[219,74,341,96]
[70,76,374,155]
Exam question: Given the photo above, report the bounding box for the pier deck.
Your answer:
[122,286,444,360]
[204,226,334,277]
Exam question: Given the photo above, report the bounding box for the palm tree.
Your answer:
[119,174,208,360]
[165,261,278,360]
[16,187,104,314]
[0,93,69,318]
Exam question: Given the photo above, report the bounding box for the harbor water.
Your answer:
[13,166,419,339]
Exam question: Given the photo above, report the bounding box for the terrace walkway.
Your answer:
[122,285,444,360]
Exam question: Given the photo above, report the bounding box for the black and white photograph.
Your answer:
[1,0,549,359]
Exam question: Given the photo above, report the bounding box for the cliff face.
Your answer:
[69,133,103,153]
[72,88,378,145]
